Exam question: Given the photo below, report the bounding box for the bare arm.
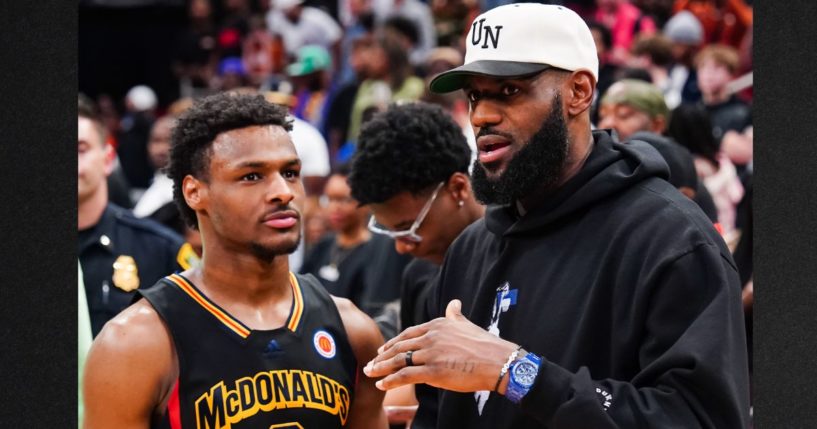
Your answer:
[383,384,419,426]
[333,296,389,429]
[83,300,177,429]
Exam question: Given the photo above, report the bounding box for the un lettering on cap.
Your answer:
[429,4,599,94]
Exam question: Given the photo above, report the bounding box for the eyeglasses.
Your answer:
[367,182,444,244]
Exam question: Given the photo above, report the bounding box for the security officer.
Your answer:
[79,94,185,337]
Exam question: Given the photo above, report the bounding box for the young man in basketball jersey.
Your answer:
[83,92,388,429]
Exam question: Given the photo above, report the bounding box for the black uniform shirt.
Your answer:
[300,234,411,318]
[142,272,357,429]
[79,203,184,336]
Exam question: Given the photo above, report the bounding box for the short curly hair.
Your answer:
[348,102,471,204]
[168,92,292,229]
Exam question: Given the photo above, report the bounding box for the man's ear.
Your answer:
[103,142,116,177]
[446,172,472,202]
[565,70,596,117]
[183,175,207,212]
[651,115,667,134]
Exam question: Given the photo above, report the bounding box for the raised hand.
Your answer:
[363,299,519,393]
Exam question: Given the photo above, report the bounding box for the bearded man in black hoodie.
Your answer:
[364,3,749,428]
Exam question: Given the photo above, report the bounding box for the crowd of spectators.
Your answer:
[80,0,753,423]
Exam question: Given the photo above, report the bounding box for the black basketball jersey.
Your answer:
[141,272,357,429]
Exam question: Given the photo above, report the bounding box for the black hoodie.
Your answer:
[431,131,749,428]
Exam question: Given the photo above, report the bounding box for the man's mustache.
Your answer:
[476,127,514,140]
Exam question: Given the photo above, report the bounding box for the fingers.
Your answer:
[379,302,464,355]
[365,338,428,377]
[375,366,430,391]
[378,320,433,354]
[380,310,465,354]
[445,299,463,320]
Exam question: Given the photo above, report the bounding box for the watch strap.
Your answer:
[495,345,524,392]
[505,352,542,404]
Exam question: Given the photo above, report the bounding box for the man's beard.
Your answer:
[250,233,301,264]
[471,95,569,205]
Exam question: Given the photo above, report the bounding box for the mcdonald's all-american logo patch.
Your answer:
[313,330,336,359]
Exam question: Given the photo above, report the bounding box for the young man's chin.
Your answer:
[250,239,300,262]
[274,233,302,255]
[252,230,301,254]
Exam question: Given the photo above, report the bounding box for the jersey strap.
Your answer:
[163,272,305,338]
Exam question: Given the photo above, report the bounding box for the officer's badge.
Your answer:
[112,255,140,292]
[176,243,201,270]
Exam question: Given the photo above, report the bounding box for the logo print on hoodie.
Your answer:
[475,282,518,414]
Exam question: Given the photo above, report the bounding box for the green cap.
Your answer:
[600,79,669,119]
[287,45,332,77]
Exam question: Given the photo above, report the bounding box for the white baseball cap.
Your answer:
[430,3,598,93]
[272,0,303,10]
[125,85,158,112]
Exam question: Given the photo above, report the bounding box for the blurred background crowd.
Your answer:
[79,0,753,425]
[78,0,753,387]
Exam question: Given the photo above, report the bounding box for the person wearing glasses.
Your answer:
[300,163,408,312]
[348,101,485,429]
[362,4,748,429]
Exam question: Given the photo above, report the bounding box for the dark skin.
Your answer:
[369,172,484,265]
[367,173,484,424]
[324,173,371,248]
[467,69,596,211]
[363,69,597,394]
[598,102,666,141]
[84,125,387,428]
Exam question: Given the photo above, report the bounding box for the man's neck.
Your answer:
[519,130,595,212]
[78,191,108,230]
[184,245,296,332]
[197,246,293,306]
[465,200,486,225]
[703,90,729,105]
[559,126,595,185]
[429,201,484,265]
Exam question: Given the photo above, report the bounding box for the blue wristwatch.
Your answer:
[505,351,542,404]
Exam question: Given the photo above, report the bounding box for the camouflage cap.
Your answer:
[600,79,669,120]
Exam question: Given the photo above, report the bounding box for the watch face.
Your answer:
[512,361,538,386]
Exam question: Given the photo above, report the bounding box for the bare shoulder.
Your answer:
[83,299,178,427]
[331,296,384,361]
[91,299,174,361]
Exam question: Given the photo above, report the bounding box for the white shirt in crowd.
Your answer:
[372,0,436,65]
[287,115,331,272]
[266,6,342,56]
[289,115,330,178]
[133,172,174,218]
